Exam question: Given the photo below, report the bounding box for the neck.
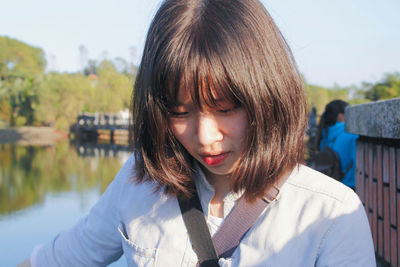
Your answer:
[204,168,231,193]
[201,166,232,218]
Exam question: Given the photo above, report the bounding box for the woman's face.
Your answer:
[169,88,248,181]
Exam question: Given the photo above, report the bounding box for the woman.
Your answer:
[316,100,358,189]
[22,0,374,266]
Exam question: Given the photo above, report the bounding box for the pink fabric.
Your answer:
[212,185,280,257]
[212,197,267,257]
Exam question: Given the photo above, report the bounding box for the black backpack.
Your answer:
[314,146,344,181]
[314,135,353,181]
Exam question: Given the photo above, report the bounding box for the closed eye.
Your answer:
[217,107,238,114]
[218,109,233,113]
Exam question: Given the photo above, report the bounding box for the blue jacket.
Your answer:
[320,122,358,188]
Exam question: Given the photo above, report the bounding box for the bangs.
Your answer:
[156,33,243,111]
[167,59,241,110]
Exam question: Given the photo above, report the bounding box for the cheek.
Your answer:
[229,111,249,143]
[169,120,190,146]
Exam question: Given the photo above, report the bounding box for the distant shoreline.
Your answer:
[0,127,68,146]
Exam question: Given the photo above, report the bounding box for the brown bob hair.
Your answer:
[131,0,307,201]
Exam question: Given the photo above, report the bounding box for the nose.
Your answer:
[196,113,223,146]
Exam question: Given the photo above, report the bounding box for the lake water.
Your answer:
[0,141,131,266]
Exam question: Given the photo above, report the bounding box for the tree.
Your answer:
[0,36,46,78]
[365,72,400,101]
[36,73,93,130]
[0,36,46,126]
[83,59,97,76]
[305,84,331,116]
[0,37,137,129]
[36,60,133,131]
[91,60,132,113]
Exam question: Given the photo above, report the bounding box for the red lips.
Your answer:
[202,152,229,166]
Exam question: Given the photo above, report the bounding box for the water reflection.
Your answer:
[0,141,131,266]
[0,142,131,215]
[72,140,131,159]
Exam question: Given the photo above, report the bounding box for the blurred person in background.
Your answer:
[316,100,358,190]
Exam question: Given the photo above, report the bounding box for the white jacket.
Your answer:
[33,155,376,266]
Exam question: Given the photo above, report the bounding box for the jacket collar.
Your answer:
[193,161,244,217]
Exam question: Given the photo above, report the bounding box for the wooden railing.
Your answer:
[70,111,129,143]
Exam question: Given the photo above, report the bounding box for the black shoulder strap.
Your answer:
[178,190,219,267]
[178,185,278,263]
[343,161,354,176]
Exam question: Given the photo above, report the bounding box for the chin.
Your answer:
[204,165,234,176]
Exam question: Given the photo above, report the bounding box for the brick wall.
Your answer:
[356,137,400,266]
[346,98,400,267]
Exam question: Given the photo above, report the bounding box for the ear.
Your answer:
[337,113,345,122]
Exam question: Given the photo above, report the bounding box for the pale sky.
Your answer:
[1,0,399,87]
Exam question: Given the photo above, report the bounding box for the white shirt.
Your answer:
[207,215,224,237]
[33,154,376,266]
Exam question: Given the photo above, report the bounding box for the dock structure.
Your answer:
[70,111,130,144]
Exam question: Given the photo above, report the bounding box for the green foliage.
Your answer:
[0,36,46,126]
[92,60,132,113]
[305,84,350,116]
[364,72,400,101]
[327,86,348,101]
[35,60,132,131]
[0,37,134,130]
[305,84,330,115]
[0,75,41,126]
[36,72,93,130]
[0,36,46,78]
[0,97,11,124]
